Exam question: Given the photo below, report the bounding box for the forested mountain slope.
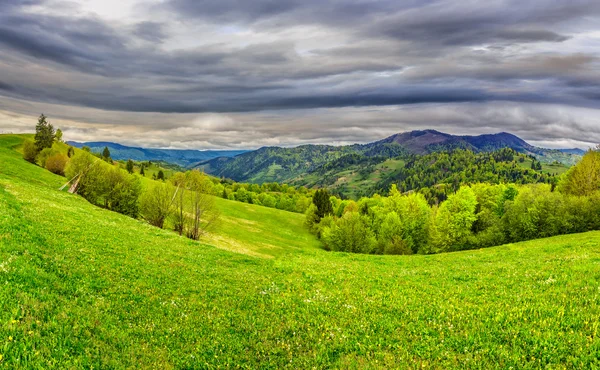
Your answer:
[196,130,581,191]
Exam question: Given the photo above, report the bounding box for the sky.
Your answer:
[0,0,599,150]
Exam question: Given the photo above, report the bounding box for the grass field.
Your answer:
[1,134,600,368]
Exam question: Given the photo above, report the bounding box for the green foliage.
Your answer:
[22,139,38,163]
[321,212,377,253]
[503,185,570,242]
[383,189,431,253]
[34,114,55,151]
[139,182,175,228]
[186,170,218,240]
[65,151,140,217]
[378,212,412,255]
[54,128,63,143]
[36,147,57,168]
[312,189,333,219]
[105,168,141,217]
[45,153,69,176]
[304,203,321,235]
[126,159,134,174]
[559,150,600,196]
[102,146,111,162]
[432,186,478,252]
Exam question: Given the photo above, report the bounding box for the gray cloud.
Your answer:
[0,0,599,148]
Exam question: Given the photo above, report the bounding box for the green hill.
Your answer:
[197,130,577,199]
[1,134,599,368]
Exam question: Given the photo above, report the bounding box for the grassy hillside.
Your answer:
[1,134,599,368]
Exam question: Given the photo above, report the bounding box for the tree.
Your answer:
[432,186,478,252]
[139,182,175,229]
[186,170,219,240]
[384,192,431,254]
[321,212,377,254]
[55,129,63,143]
[67,146,75,158]
[140,165,145,176]
[102,146,111,162]
[378,212,412,255]
[312,189,333,219]
[105,168,141,217]
[126,159,134,174]
[22,140,38,163]
[170,172,187,235]
[34,114,55,151]
[157,169,165,181]
[559,150,600,196]
[304,204,321,235]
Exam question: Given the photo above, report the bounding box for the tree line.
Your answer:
[23,115,218,241]
[306,149,600,255]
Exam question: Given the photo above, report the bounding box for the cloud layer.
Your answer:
[0,0,599,148]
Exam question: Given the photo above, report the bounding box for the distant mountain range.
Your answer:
[67,141,248,167]
[195,130,584,184]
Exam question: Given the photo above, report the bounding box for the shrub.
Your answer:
[45,153,69,176]
[139,182,175,229]
[321,212,377,254]
[36,147,57,168]
[22,140,38,163]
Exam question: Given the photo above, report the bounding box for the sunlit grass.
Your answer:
[1,134,599,368]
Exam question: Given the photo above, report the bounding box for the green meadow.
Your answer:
[1,134,599,368]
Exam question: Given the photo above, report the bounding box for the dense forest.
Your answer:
[294,148,563,203]
[305,148,600,255]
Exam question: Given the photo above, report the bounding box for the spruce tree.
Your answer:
[34,114,55,151]
[126,159,134,174]
[140,165,145,176]
[157,170,165,181]
[312,189,333,219]
[102,147,111,162]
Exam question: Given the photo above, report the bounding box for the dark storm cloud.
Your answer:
[164,0,404,26]
[0,0,600,150]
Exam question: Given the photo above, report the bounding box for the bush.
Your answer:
[139,182,175,228]
[321,212,377,254]
[22,140,38,163]
[45,153,69,176]
[104,167,141,217]
[36,147,57,168]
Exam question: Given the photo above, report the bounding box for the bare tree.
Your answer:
[186,170,219,240]
[170,172,187,236]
